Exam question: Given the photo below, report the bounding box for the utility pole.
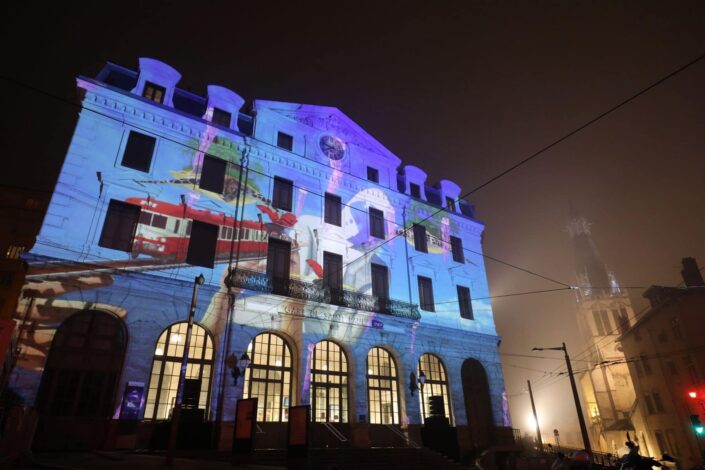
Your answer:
[533,342,592,455]
[166,273,205,466]
[527,379,543,453]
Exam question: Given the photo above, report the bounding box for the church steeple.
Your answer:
[567,208,619,299]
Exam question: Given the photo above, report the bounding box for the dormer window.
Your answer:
[277,132,294,151]
[143,81,166,104]
[367,167,379,183]
[212,107,232,127]
[446,196,456,212]
[410,183,421,198]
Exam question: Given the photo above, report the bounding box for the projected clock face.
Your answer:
[319,135,346,161]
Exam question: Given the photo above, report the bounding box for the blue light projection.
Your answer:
[17,58,507,429]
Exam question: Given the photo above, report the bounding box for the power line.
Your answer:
[333,50,705,279]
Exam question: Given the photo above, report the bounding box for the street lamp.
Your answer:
[418,370,426,391]
[166,273,205,466]
[533,342,592,455]
[227,351,252,386]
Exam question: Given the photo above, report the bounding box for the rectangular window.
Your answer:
[665,429,680,455]
[367,167,379,183]
[121,131,156,172]
[446,196,456,212]
[450,236,464,263]
[267,238,291,295]
[99,199,141,252]
[277,131,294,151]
[371,264,390,309]
[324,193,342,226]
[409,183,421,198]
[418,276,435,312]
[457,285,473,320]
[633,359,644,378]
[5,245,25,260]
[143,81,166,104]
[323,252,343,304]
[600,309,612,333]
[369,207,385,239]
[652,392,665,412]
[613,308,629,334]
[151,214,167,229]
[654,431,667,454]
[670,317,682,340]
[592,309,606,336]
[641,354,653,375]
[211,107,232,127]
[413,224,427,253]
[199,155,227,194]
[185,220,219,268]
[643,394,655,414]
[272,177,293,212]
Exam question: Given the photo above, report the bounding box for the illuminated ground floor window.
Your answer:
[311,340,349,423]
[418,353,453,425]
[367,347,400,424]
[144,322,214,420]
[243,332,293,422]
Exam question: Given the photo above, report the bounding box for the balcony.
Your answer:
[227,268,421,321]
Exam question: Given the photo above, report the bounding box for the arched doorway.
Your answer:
[243,332,293,422]
[461,358,493,448]
[35,310,127,450]
[310,340,349,423]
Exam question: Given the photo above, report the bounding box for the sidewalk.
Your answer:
[21,451,285,469]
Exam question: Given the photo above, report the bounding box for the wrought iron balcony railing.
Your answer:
[227,268,421,321]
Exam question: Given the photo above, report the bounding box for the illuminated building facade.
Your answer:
[568,211,648,454]
[9,58,510,453]
[619,258,705,469]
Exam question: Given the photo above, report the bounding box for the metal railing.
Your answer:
[228,268,421,320]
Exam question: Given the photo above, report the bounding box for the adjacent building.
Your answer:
[8,58,511,454]
[619,258,705,468]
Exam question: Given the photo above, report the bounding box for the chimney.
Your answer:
[681,257,704,287]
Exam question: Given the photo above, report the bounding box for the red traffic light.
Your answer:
[688,391,698,399]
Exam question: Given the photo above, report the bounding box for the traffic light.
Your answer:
[691,415,704,435]
[688,391,698,399]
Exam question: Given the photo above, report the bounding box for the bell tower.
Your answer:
[568,209,639,453]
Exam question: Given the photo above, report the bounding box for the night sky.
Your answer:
[3,1,705,443]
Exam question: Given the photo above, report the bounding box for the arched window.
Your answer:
[243,332,293,422]
[418,353,453,425]
[311,340,348,423]
[367,347,400,424]
[144,322,214,420]
[37,310,126,417]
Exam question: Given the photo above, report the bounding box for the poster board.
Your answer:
[233,398,257,459]
[287,405,310,459]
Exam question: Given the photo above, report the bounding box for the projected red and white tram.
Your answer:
[126,197,284,262]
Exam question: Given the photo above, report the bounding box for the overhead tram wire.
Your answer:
[0,74,576,292]
[332,50,705,280]
[533,263,705,386]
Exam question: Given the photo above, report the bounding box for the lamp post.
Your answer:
[533,342,591,455]
[166,273,205,466]
[227,351,251,386]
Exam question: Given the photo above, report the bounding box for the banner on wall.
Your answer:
[119,381,145,420]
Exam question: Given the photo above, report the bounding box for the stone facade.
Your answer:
[9,58,509,452]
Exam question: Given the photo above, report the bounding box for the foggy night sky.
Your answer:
[3,1,705,443]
